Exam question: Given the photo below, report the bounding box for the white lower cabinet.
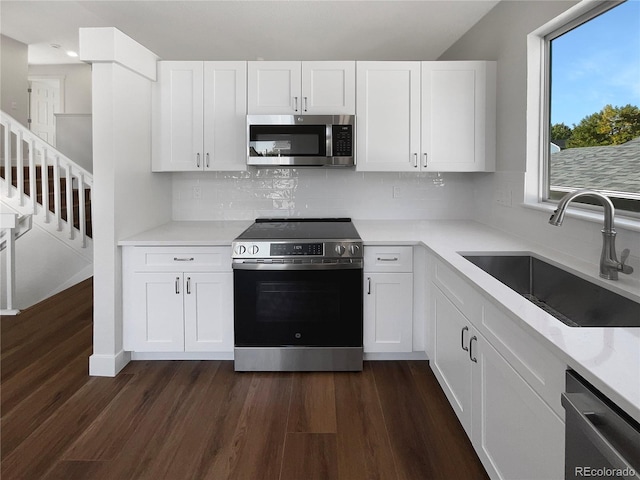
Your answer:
[123,246,233,353]
[430,258,564,480]
[364,273,413,352]
[472,335,565,480]
[363,246,413,353]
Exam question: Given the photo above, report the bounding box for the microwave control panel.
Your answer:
[332,125,353,157]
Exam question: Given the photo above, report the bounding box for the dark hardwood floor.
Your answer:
[1,278,488,480]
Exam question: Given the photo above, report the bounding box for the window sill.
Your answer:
[522,201,640,233]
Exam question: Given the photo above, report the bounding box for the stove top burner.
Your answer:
[235,218,361,241]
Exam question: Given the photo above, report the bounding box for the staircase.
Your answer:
[0,110,92,250]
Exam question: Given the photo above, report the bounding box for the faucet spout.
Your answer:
[548,189,633,280]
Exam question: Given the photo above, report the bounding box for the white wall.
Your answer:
[439,0,640,279]
[0,35,29,124]
[172,169,474,220]
[0,203,92,310]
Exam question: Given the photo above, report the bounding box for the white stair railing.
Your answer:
[0,110,92,249]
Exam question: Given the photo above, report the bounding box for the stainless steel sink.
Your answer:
[463,255,640,328]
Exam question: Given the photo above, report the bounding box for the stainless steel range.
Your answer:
[232,218,363,372]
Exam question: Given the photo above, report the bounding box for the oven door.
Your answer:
[234,267,362,347]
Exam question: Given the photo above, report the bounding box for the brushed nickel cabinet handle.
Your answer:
[186,277,191,295]
[423,153,428,168]
[196,153,201,168]
[175,276,180,294]
[413,153,418,168]
[469,335,478,363]
[173,257,194,262]
[367,277,371,295]
[461,326,469,352]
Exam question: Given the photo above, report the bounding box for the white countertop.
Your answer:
[118,220,252,246]
[119,219,640,422]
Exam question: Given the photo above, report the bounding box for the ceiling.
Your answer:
[1,0,500,65]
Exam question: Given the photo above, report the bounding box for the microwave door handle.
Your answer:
[326,124,332,158]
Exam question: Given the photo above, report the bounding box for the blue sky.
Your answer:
[550,0,640,126]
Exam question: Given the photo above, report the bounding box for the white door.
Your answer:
[471,336,565,480]
[364,273,413,352]
[155,61,204,171]
[126,272,185,352]
[29,80,60,146]
[422,61,496,172]
[430,285,473,435]
[247,61,302,114]
[301,61,356,114]
[356,62,421,172]
[184,272,234,352]
[203,62,247,171]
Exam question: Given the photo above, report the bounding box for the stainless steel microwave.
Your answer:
[247,115,355,167]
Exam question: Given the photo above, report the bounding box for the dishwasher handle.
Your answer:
[562,392,640,479]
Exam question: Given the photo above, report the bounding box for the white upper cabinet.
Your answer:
[356,62,421,172]
[421,61,496,172]
[356,61,496,172]
[153,61,247,172]
[248,61,355,114]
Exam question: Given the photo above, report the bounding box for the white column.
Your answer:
[80,28,171,376]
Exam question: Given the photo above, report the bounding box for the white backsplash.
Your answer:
[172,168,475,220]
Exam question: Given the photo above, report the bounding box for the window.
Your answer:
[544,0,640,214]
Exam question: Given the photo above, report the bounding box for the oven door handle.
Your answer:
[232,261,363,271]
[561,392,640,478]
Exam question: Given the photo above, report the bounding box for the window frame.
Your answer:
[525,0,640,229]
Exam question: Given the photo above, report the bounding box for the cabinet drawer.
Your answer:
[127,246,232,272]
[364,246,413,273]
[431,258,482,324]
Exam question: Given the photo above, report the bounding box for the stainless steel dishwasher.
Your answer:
[562,370,640,480]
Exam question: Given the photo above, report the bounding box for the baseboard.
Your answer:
[89,350,131,377]
[364,351,428,361]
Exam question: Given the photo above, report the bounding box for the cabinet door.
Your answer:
[364,273,413,352]
[184,272,234,352]
[247,61,302,114]
[203,62,247,171]
[154,61,204,171]
[301,61,355,114]
[125,272,185,351]
[356,62,421,171]
[471,335,565,480]
[421,61,496,172]
[430,285,473,435]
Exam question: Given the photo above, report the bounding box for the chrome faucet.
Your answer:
[549,189,633,280]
